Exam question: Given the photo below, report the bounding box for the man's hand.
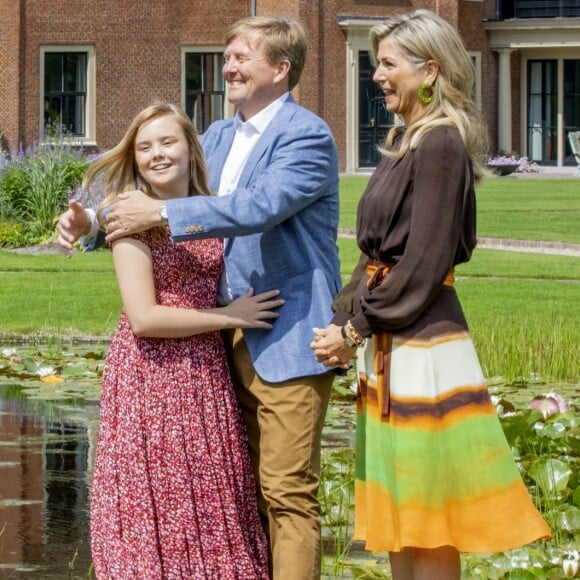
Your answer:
[56,200,92,256]
[105,190,164,243]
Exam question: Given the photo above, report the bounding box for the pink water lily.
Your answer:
[528,392,569,419]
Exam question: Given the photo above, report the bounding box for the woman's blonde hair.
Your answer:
[370,9,490,182]
[225,16,307,91]
[88,102,212,226]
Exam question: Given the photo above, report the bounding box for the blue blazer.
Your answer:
[166,95,342,382]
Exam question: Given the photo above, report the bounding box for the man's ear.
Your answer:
[274,59,291,85]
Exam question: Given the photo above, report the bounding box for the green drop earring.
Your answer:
[417,82,434,105]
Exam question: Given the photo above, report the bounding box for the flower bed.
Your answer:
[487,154,540,176]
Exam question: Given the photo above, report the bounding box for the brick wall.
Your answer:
[0,0,22,152]
[15,0,248,151]
[0,0,503,168]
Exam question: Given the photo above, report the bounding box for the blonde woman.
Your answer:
[312,10,550,579]
[88,102,280,578]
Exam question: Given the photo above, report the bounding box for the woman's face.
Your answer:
[134,114,190,199]
[372,37,431,125]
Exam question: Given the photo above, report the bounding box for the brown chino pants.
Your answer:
[224,329,333,580]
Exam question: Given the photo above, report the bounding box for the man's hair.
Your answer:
[225,16,307,90]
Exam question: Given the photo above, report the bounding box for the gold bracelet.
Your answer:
[344,320,366,348]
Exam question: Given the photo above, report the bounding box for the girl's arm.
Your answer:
[112,237,283,338]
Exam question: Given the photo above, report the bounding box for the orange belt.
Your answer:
[364,260,454,417]
[366,260,455,290]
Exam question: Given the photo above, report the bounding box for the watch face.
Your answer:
[160,205,168,220]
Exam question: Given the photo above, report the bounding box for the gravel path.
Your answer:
[337,229,580,257]
[7,236,580,258]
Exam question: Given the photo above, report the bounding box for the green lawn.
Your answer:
[1,177,578,380]
[339,176,580,243]
[337,238,580,281]
[336,237,579,381]
[0,250,120,337]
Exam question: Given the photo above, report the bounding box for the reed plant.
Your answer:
[471,315,579,384]
[319,448,355,576]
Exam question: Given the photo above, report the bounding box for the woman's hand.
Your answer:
[223,289,284,329]
[311,324,356,369]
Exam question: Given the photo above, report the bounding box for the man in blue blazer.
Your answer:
[57,16,341,580]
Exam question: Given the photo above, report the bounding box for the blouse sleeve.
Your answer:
[351,127,472,337]
[330,252,368,326]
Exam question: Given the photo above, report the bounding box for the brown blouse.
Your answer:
[332,125,477,337]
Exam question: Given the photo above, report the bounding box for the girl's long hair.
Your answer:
[370,9,490,183]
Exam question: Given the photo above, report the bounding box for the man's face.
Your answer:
[222,36,285,121]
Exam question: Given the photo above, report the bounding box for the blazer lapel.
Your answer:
[236,95,298,188]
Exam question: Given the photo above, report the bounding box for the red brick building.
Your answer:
[1,0,579,171]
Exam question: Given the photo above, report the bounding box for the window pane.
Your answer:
[564,59,580,164]
[64,54,86,92]
[44,54,63,93]
[527,59,557,163]
[184,52,225,133]
[186,53,203,91]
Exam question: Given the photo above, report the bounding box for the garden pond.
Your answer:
[0,343,578,579]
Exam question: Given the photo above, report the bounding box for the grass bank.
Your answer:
[340,176,580,243]
[338,238,579,382]
[1,177,578,381]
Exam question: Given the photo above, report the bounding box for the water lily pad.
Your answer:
[529,458,572,496]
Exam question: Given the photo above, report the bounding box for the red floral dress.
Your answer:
[90,231,269,579]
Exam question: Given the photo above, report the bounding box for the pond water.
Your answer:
[0,344,357,579]
[1,344,577,579]
[0,393,98,578]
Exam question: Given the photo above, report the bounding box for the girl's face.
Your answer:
[134,114,190,199]
[372,37,432,125]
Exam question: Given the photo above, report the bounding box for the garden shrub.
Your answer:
[0,129,90,243]
[0,222,38,248]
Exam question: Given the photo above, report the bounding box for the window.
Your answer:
[41,46,95,142]
[564,59,580,164]
[498,0,580,19]
[527,60,558,162]
[183,50,225,134]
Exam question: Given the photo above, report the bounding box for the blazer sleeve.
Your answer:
[166,114,338,241]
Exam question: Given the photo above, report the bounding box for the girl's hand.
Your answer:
[223,289,284,329]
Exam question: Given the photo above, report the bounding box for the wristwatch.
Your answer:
[159,204,168,225]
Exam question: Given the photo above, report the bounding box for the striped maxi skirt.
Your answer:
[353,284,551,553]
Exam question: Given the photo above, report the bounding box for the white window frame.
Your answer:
[468,51,483,108]
[40,45,96,146]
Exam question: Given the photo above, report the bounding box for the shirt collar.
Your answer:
[233,92,289,135]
